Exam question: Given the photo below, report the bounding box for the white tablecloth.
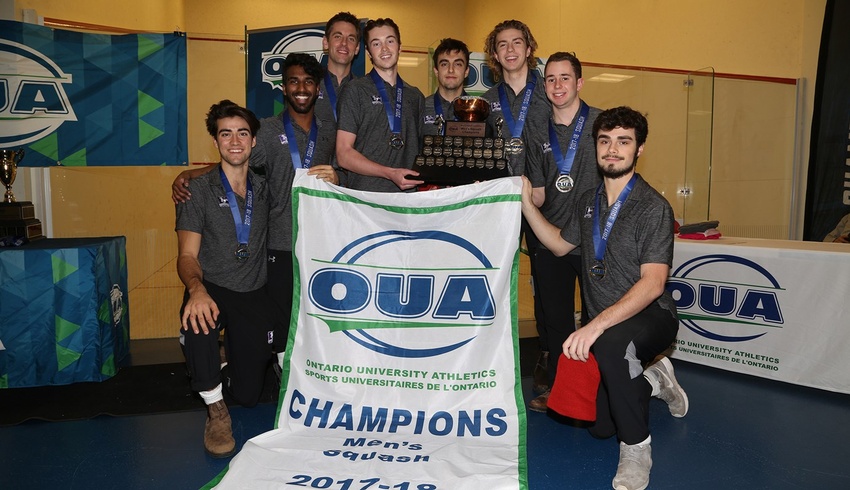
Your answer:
[668,237,850,394]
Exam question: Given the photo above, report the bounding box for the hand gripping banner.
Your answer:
[215,172,527,489]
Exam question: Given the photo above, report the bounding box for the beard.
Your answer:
[598,156,637,179]
[286,94,317,114]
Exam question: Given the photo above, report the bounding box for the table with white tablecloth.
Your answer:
[667,237,850,394]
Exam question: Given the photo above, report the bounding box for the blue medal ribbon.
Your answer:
[548,101,589,177]
[322,72,351,121]
[369,69,404,140]
[433,93,448,135]
[219,166,253,250]
[282,111,318,169]
[498,73,537,139]
[592,174,638,264]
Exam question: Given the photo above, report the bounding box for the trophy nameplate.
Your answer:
[0,201,36,220]
[412,96,510,186]
[445,121,487,138]
[0,218,43,240]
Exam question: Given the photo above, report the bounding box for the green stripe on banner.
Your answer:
[0,374,7,389]
[295,187,521,214]
[310,314,492,332]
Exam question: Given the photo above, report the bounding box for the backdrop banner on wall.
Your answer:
[803,0,850,240]
[212,172,528,489]
[0,20,187,166]
[246,22,366,119]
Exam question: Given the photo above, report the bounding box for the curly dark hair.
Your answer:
[204,100,260,138]
[592,106,649,147]
[283,52,325,83]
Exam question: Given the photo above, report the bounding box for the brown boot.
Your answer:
[528,390,550,413]
[532,351,550,395]
[204,400,235,458]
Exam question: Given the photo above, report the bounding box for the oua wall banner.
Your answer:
[214,172,527,489]
[0,20,187,166]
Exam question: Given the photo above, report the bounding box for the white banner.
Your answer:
[215,172,526,489]
[667,237,850,394]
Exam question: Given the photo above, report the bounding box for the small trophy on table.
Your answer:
[0,149,44,240]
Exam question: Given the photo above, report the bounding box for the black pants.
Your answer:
[266,249,293,353]
[589,303,679,445]
[527,221,587,386]
[181,281,275,407]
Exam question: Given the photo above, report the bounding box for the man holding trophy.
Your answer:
[336,18,425,192]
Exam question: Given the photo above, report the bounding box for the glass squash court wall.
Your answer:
[577,63,799,239]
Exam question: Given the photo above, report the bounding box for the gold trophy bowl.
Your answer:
[452,96,491,122]
[1,149,25,203]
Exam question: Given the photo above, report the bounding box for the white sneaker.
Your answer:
[612,442,652,490]
[646,357,689,417]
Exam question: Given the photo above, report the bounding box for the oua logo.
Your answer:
[307,230,498,359]
[261,29,326,90]
[0,39,76,148]
[666,254,785,342]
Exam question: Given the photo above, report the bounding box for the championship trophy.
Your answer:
[412,96,510,186]
[0,149,44,240]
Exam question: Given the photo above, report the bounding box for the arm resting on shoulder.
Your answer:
[172,165,215,204]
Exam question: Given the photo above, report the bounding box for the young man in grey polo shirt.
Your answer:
[481,19,550,178]
[316,11,360,127]
[523,52,603,412]
[173,55,339,367]
[176,100,273,458]
[336,18,425,192]
[421,38,470,136]
[520,106,688,490]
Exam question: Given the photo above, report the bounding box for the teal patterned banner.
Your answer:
[0,20,187,166]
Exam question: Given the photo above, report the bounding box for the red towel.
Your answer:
[546,352,600,421]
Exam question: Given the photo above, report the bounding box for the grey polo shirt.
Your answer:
[337,72,425,192]
[176,166,270,292]
[315,72,355,128]
[524,103,602,233]
[562,174,678,320]
[481,70,551,176]
[250,113,336,251]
